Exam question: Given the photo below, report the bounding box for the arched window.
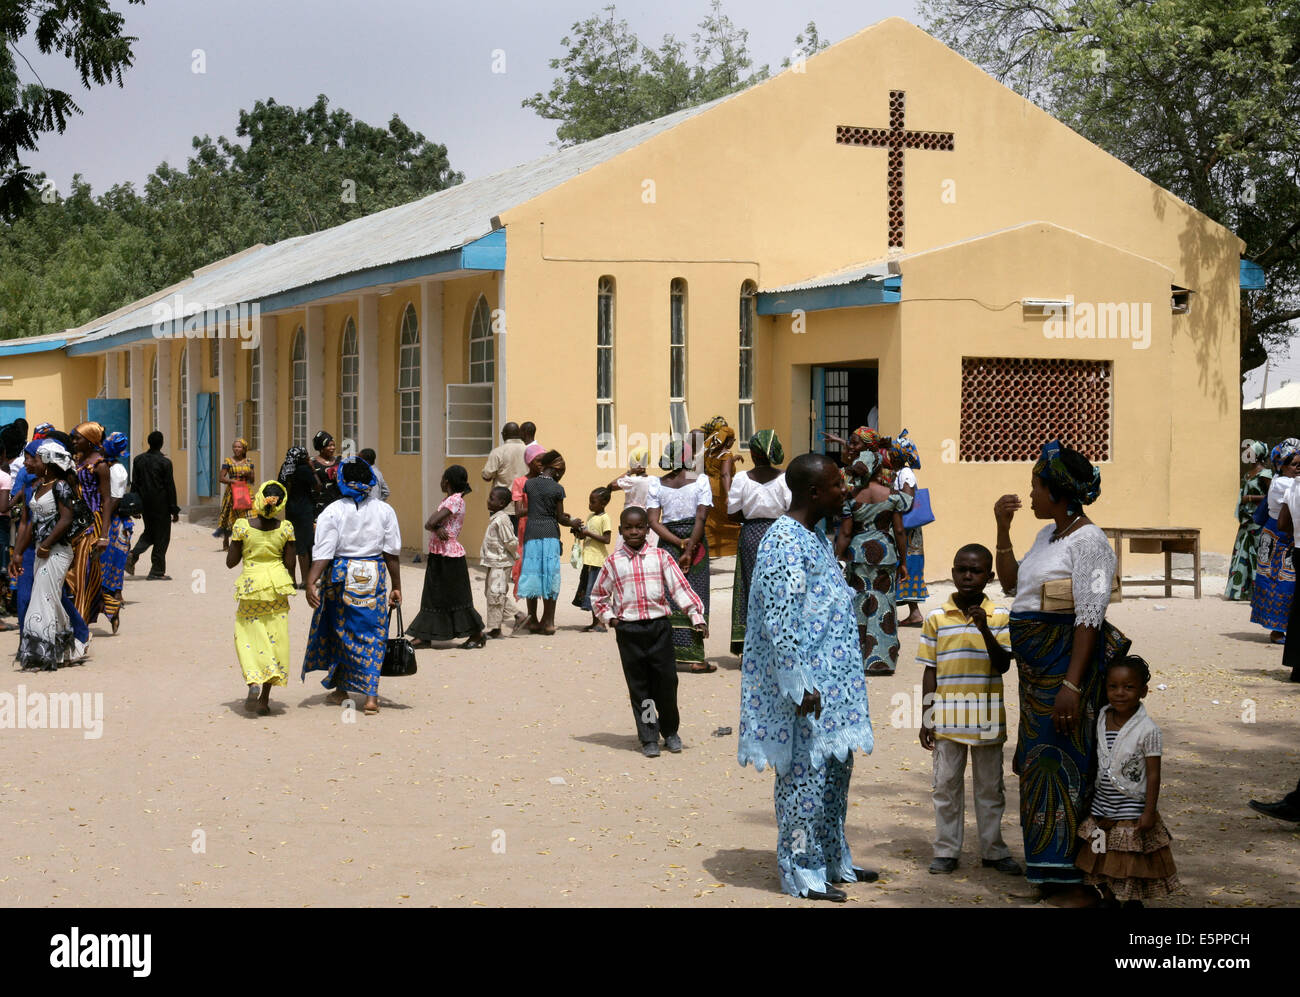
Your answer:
[596,277,615,451]
[178,346,189,449]
[291,327,307,449]
[468,296,493,384]
[247,345,261,450]
[340,317,359,444]
[669,278,688,437]
[397,304,420,453]
[738,280,756,440]
[150,355,158,432]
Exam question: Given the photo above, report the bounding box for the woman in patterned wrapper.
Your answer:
[1251,439,1300,642]
[993,440,1131,907]
[1224,440,1272,601]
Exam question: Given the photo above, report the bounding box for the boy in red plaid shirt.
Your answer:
[591,506,707,757]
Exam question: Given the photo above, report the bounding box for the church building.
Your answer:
[0,17,1244,566]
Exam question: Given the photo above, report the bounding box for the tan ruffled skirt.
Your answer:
[1076,814,1183,900]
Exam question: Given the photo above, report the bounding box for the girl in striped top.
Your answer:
[1075,656,1181,906]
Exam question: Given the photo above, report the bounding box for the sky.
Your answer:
[23,0,920,196]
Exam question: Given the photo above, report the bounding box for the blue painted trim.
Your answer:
[68,232,508,357]
[0,338,66,356]
[1240,259,1266,291]
[757,276,900,315]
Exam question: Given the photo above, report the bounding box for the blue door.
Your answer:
[0,399,25,426]
[196,392,215,497]
[87,398,130,445]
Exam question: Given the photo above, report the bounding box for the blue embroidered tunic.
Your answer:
[738,515,873,774]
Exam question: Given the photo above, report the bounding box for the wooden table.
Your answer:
[1102,527,1201,599]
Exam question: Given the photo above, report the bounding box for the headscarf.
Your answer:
[336,455,376,506]
[101,432,129,461]
[251,480,288,519]
[23,439,44,458]
[36,440,73,472]
[524,443,547,466]
[701,416,730,436]
[32,422,54,439]
[312,431,334,453]
[279,446,308,482]
[748,430,785,466]
[233,437,249,453]
[890,429,920,470]
[1270,438,1300,474]
[1033,440,1101,515]
[628,448,649,470]
[849,426,882,451]
[74,421,105,449]
[1242,439,1268,465]
[659,437,689,471]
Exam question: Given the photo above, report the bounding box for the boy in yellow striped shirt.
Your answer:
[917,543,1021,876]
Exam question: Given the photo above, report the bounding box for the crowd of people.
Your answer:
[0,412,1205,907]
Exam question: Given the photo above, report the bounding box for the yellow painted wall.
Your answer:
[0,350,99,429]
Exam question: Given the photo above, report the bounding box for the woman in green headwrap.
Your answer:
[726,431,793,655]
[1225,439,1272,600]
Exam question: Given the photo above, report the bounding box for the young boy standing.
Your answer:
[480,486,519,639]
[917,543,1021,876]
[591,506,707,758]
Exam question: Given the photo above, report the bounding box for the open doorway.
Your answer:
[812,365,878,456]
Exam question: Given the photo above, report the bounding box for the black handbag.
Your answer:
[117,490,143,518]
[381,606,418,677]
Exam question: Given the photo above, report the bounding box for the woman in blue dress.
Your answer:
[1251,439,1300,643]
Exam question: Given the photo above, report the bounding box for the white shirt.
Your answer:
[109,462,128,500]
[1011,522,1115,629]
[894,467,918,490]
[726,470,791,519]
[8,455,21,479]
[647,474,712,522]
[312,495,402,560]
[1268,475,1294,518]
[613,474,658,549]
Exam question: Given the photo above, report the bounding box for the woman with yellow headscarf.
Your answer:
[226,481,297,715]
[217,438,255,551]
[699,416,744,557]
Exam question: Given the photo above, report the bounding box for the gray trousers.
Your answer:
[931,738,1011,860]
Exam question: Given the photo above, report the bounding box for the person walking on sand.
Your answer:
[227,482,297,715]
[128,431,180,581]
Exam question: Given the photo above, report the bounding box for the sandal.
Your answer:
[689,661,717,674]
[364,702,380,715]
[460,636,487,649]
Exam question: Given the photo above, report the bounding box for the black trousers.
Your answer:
[615,617,679,743]
[131,511,172,576]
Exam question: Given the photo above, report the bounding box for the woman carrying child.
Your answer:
[227,481,297,714]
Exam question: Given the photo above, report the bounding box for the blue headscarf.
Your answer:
[102,432,129,461]
[1033,440,1101,515]
[336,455,376,506]
[1269,438,1300,474]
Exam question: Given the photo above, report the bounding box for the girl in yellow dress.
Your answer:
[226,481,297,715]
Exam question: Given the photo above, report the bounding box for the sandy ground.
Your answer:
[0,521,1296,908]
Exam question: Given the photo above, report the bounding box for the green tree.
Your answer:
[919,0,1300,370]
[525,2,826,146]
[0,0,143,219]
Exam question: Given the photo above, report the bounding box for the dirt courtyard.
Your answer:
[1,521,1296,907]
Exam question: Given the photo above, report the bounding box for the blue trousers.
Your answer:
[775,721,856,897]
[17,545,89,643]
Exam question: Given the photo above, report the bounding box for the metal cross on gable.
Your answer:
[837,90,955,249]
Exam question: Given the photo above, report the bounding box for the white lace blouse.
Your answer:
[647,474,712,523]
[727,470,791,519]
[1267,476,1294,518]
[1011,523,1116,629]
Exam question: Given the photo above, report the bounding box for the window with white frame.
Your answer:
[150,355,158,431]
[246,345,261,450]
[738,280,756,440]
[669,278,688,437]
[340,317,358,444]
[596,277,615,450]
[291,327,307,449]
[178,347,189,449]
[398,304,421,453]
[469,295,494,384]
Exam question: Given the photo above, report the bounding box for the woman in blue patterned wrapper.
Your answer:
[994,440,1130,907]
[1251,439,1300,642]
[302,457,401,716]
[739,453,876,902]
[890,429,928,626]
[835,449,912,676]
[99,432,135,634]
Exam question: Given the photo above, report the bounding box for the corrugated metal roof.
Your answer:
[762,260,893,293]
[73,95,733,347]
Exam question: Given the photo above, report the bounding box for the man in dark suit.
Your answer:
[127,431,180,580]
